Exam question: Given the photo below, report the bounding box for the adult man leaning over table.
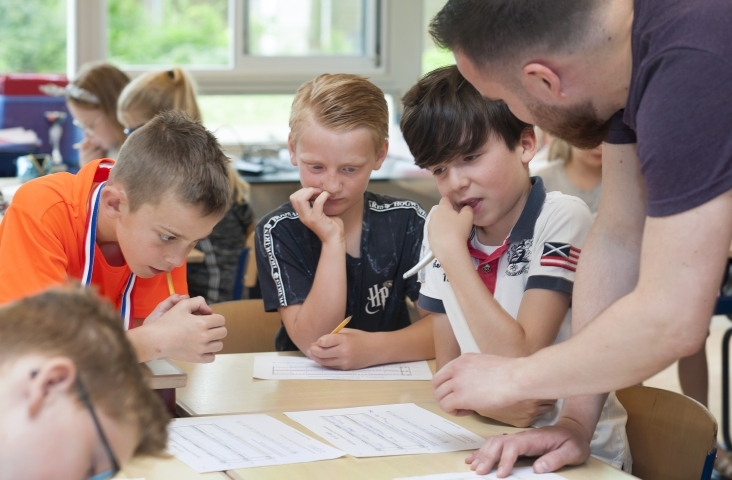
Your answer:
[428,0,732,476]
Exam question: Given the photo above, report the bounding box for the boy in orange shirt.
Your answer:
[0,111,230,363]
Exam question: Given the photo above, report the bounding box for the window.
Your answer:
[108,0,229,67]
[0,0,67,73]
[422,0,454,75]
[247,0,367,57]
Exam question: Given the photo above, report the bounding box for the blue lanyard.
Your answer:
[82,182,136,329]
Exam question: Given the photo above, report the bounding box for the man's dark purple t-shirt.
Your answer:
[605,0,732,217]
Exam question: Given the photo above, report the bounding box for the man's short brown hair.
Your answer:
[0,287,169,457]
[400,65,531,169]
[289,74,389,152]
[111,110,231,217]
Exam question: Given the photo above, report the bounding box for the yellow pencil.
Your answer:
[166,271,175,295]
[331,316,352,334]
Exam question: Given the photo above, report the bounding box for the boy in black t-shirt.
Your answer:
[255,74,434,370]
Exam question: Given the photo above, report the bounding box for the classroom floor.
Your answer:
[644,314,730,444]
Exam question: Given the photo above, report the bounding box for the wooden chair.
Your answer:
[212,299,281,353]
[616,385,717,480]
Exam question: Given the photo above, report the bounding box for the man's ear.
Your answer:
[288,134,298,167]
[99,183,128,220]
[521,63,563,102]
[518,128,538,165]
[373,140,389,171]
[27,357,77,418]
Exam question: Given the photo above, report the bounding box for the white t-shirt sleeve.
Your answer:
[526,194,593,294]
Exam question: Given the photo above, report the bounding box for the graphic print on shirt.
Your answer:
[506,239,532,276]
[540,242,580,272]
[365,281,392,314]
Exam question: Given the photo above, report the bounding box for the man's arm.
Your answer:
[433,148,732,413]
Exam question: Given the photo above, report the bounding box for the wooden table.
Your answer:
[225,403,634,480]
[144,359,188,416]
[188,248,205,263]
[173,352,437,416]
[115,455,230,479]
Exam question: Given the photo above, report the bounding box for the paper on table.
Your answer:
[394,466,564,479]
[167,414,345,473]
[253,356,433,381]
[285,403,484,458]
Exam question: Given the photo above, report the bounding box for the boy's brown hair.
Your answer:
[400,65,531,169]
[0,287,169,457]
[112,110,231,217]
[290,73,389,152]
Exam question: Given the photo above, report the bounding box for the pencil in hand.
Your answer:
[166,271,175,296]
[330,316,352,334]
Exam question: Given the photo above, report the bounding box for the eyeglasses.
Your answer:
[73,114,103,137]
[123,123,145,136]
[76,376,121,480]
[29,370,120,480]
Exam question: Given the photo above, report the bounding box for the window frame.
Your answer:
[68,0,423,104]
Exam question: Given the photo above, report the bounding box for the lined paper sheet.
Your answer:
[285,403,484,457]
[167,414,345,473]
[394,466,564,479]
[253,356,433,380]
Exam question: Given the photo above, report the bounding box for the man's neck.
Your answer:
[589,0,635,115]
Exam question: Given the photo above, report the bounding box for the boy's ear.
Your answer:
[518,128,538,165]
[521,62,563,102]
[372,141,389,171]
[100,183,128,219]
[288,134,298,167]
[27,357,76,418]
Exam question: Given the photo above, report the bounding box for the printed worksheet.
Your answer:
[394,466,564,479]
[253,356,433,380]
[285,403,484,457]
[167,414,345,473]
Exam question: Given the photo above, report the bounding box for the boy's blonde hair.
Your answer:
[68,62,130,142]
[548,137,573,164]
[112,110,231,217]
[289,74,389,152]
[118,67,249,205]
[0,287,169,457]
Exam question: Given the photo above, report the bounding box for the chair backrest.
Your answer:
[212,299,281,353]
[244,230,258,289]
[616,385,717,480]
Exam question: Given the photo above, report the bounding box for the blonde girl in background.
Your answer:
[536,137,602,214]
[66,63,130,167]
[118,68,254,304]
[0,287,169,480]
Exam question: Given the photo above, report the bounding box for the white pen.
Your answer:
[403,250,435,279]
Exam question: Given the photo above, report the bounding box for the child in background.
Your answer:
[0,287,168,479]
[0,111,230,364]
[255,74,434,370]
[536,138,602,214]
[118,68,254,303]
[400,66,629,472]
[66,62,130,166]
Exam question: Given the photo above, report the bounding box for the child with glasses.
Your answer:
[66,62,130,167]
[0,287,169,479]
[117,68,255,304]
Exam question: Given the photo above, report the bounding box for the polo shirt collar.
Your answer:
[508,176,546,243]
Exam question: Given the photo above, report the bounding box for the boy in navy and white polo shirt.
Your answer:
[255,74,434,371]
[400,66,631,472]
